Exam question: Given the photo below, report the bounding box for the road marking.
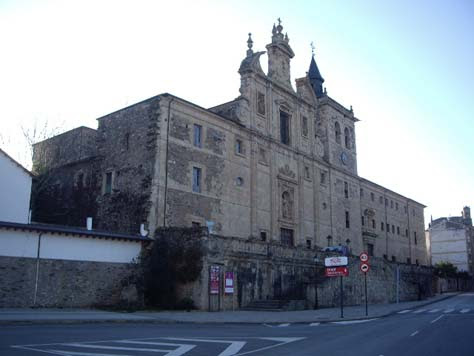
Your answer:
[277,323,290,327]
[443,308,455,313]
[397,310,411,314]
[431,315,444,324]
[114,340,196,356]
[428,309,440,313]
[309,322,320,326]
[331,318,378,325]
[46,350,134,356]
[262,323,290,328]
[237,338,305,356]
[410,331,419,337]
[460,308,470,313]
[64,343,175,352]
[163,338,246,356]
[413,309,426,314]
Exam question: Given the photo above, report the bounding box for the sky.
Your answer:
[0,0,473,226]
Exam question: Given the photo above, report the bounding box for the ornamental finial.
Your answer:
[311,41,315,56]
[247,33,253,56]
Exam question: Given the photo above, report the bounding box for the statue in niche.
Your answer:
[282,190,293,219]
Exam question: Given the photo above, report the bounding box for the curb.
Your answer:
[0,293,461,327]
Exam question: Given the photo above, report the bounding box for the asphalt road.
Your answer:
[1,293,474,356]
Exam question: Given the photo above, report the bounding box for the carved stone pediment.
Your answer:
[364,208,375,218]
[278,164,296,179]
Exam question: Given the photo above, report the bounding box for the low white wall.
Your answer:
[0,229,141,263]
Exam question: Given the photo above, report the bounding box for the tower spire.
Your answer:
[308,43,325,97]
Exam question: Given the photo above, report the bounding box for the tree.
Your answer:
[433,261,458,278]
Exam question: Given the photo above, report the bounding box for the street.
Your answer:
[1,293,474,356]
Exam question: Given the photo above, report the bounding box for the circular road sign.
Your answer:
[359,252,369,263]
[360,263,370,273]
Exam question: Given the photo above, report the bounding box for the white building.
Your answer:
[427,206,473,274]
[0,148,32,223]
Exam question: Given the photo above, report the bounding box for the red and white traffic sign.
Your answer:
[360,263,370,273]
[359,252,369,263]
[325,266,349,277]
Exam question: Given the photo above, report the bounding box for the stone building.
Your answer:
[33,22,428,266]
[427,206,474,274]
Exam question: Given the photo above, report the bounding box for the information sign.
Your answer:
[224,272,234,294]
[325,266,349,277]
[324,256,348,267]
[210,265,220,294]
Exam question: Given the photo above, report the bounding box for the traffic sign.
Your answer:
[325,266,349,277]
[360,263,370,273]
[324,256,348,267]
[359,252,369,263]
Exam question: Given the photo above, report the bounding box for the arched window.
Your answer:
[335,122,341,144]
[344,127,350,149]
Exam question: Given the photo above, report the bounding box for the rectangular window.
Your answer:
[257,92,266,115]
[367,243,374,257]
[320,171,327,185]
[360,188,364,198]
[280,111,290,145]
[405,229,408,237]
[344,182,349,198]
[392,256,396,262]
[193,124,202,148]
[304,166,311,180]
[392,225,395,234]
[416,259,419,265]
[371,192,375,202]
[192,167,201,193]
[301,116,308,137]
[385,198,388,206]
[383,254,387,260]
[280,228,294,246]
[390,200,394,208]
[396,202,399,210]
[379,196,383,204]
[414,231,417,245]
[397,226,400,235]
[404,206,408,214]
[345,211,350,228]
[372,219,376,229]
[361,216,365,226]
[306,239,312,249]
[381,222,384,231]
[104,172,113,194]
[235,138,243,154]
[407,258,411,264]
[260,231,267,242]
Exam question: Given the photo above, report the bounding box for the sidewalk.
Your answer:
[0,293,458,325]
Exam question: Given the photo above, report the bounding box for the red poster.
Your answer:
[210,265,220,294]
[225,272,234,294]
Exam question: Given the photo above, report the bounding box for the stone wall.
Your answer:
[0,256,141,308]
[163,229,433,311]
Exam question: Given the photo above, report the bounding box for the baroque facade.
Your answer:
[33,22,428,265]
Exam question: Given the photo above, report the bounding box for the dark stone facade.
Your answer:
[0,256,141,308]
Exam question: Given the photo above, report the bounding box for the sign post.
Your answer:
[359,252,370,316]
[325,257,348,318]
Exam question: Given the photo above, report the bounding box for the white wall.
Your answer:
[0,153,32,223]
[430,228,469,271]
[0,229,141,263]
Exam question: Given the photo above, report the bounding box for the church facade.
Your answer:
[33,22,428,266]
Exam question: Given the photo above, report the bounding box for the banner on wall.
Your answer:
[224,272,234,294]
[210,265,220,295]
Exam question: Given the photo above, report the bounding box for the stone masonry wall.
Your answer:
[0,256,141,308]
[164,229,433,311]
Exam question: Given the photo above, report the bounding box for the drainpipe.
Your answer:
[33,232,43,306]
[163,96,175,227]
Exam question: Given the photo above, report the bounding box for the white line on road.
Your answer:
[114,340,196,356]
[428,309,440,313]
[309,322,320,326]
[46,350,134,356]
[431,315,444,324]
[460,308,470,313]
[397,310,411,314]
[413,309,427,314]
[443,308,455,313]
[163,338,246,356]
[331,319,379,325]
[277,323,290,327]
[64,343,172,352]
[410,331,419,337]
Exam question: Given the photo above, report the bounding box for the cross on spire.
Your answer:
[310,41,315,56]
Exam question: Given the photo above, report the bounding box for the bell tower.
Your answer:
[266,19,295,89]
